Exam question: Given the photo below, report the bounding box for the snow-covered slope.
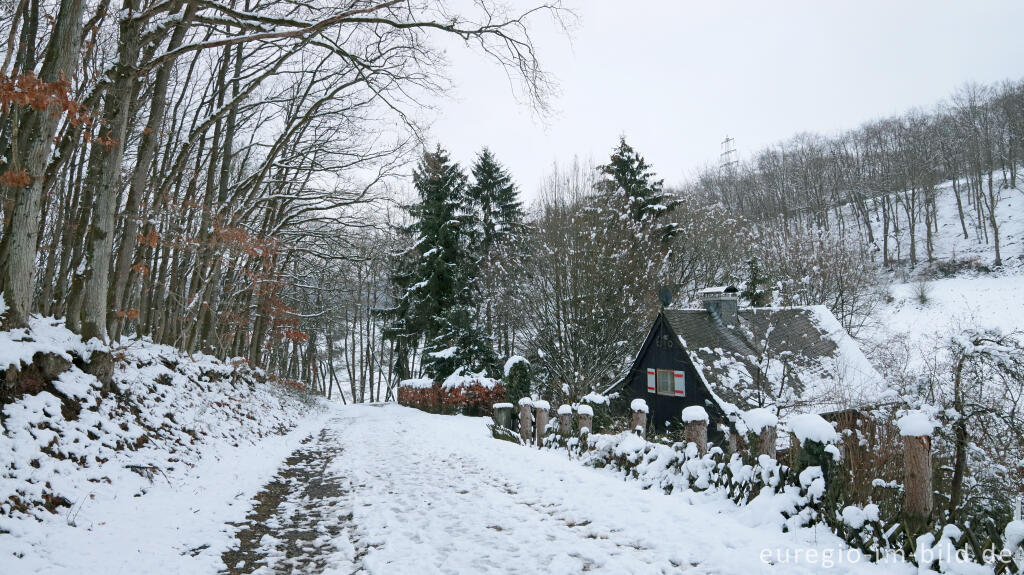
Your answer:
[865,179,1023,273]
[859,181,1024,363]
[0,318,328,571]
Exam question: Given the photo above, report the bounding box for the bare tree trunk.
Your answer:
[952,177,969,239]
[0,0,84,329]
[110,0,196,341]
[82,1,145,342]
[986,171,1002,266]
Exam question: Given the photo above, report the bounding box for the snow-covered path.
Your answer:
[7,403,914,574]
[282,404,910,574]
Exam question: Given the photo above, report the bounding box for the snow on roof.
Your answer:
[659,306,890,417]
[698,285,738,296]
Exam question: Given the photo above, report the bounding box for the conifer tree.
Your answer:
[596,136,674,222]
[467,148,525,255]
[466,148,525,358]
[741,256,772,307]
[387,145,496,380]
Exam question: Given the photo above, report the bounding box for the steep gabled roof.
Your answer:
[661,306,888,417]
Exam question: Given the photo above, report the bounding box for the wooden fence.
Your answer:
[492,400,1024,573]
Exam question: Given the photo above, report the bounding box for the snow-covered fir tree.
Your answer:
[388,146,496,380]
[466,148,526,357]
[595,136,675,224]
[467,147,525,256]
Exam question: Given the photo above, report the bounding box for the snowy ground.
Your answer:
[856,179,1024,365]
[1,412,331,573]
[6,403,919,574]
[863,272,1024,370]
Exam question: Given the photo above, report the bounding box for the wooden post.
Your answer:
[759,425,777,460]
[518,399,533,445]
[557,405,572,437]
[492,403,513,429]
[899,411,935,537]
[533,400,550,448]
[630,398,648,437]
[741,408,778,461]
[682,406,708,456]
[577,404,593,437]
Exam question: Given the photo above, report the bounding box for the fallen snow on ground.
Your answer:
[866,274,1024,369]
[327,404,910,574]
[0,321,328,574]
[7,402,918,573]
[2,413,330,574]
[858,178,1024,365]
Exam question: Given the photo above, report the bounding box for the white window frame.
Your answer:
[656,369,675,396]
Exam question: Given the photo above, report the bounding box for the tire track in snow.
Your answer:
[220,418,357,574]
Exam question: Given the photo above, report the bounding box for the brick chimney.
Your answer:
[699,286,739,327]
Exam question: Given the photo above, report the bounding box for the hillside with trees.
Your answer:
[2,2,1024,572]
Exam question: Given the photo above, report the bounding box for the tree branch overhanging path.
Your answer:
[0,0,570,395]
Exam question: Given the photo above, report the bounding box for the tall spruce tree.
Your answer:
[741,256,772,307]
[466,148,525,358]
[388,145,495,380]
[467,148,525,255]
[596,137,675,224]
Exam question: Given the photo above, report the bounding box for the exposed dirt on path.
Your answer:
[221,420,355,574]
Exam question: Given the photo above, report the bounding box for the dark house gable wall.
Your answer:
[626,314,726,432]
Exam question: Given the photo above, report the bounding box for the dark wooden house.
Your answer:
[608,287,886,434]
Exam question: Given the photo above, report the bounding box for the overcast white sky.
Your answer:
[423,0,1024,200]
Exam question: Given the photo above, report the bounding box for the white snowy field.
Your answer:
[6,402,922,574]
[863,272,1024,370]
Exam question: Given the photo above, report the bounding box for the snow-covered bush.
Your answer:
[397,369,505,416]
[577,392,612,434]
[502,356,531,410]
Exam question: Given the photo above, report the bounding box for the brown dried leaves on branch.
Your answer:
[0,72,89,124]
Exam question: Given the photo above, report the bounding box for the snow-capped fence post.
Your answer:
[533,400,550,448]
[898,411,936,537]
[742,408,779,460]
[518,398,533,445]
[557,405,572,437]
[577,404,593,437]
[492,403,513,429]
[682,406,709,456]
[630,399,648,437]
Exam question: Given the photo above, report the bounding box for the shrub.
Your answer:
[913,280,931,305]
[397,379,506,416]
